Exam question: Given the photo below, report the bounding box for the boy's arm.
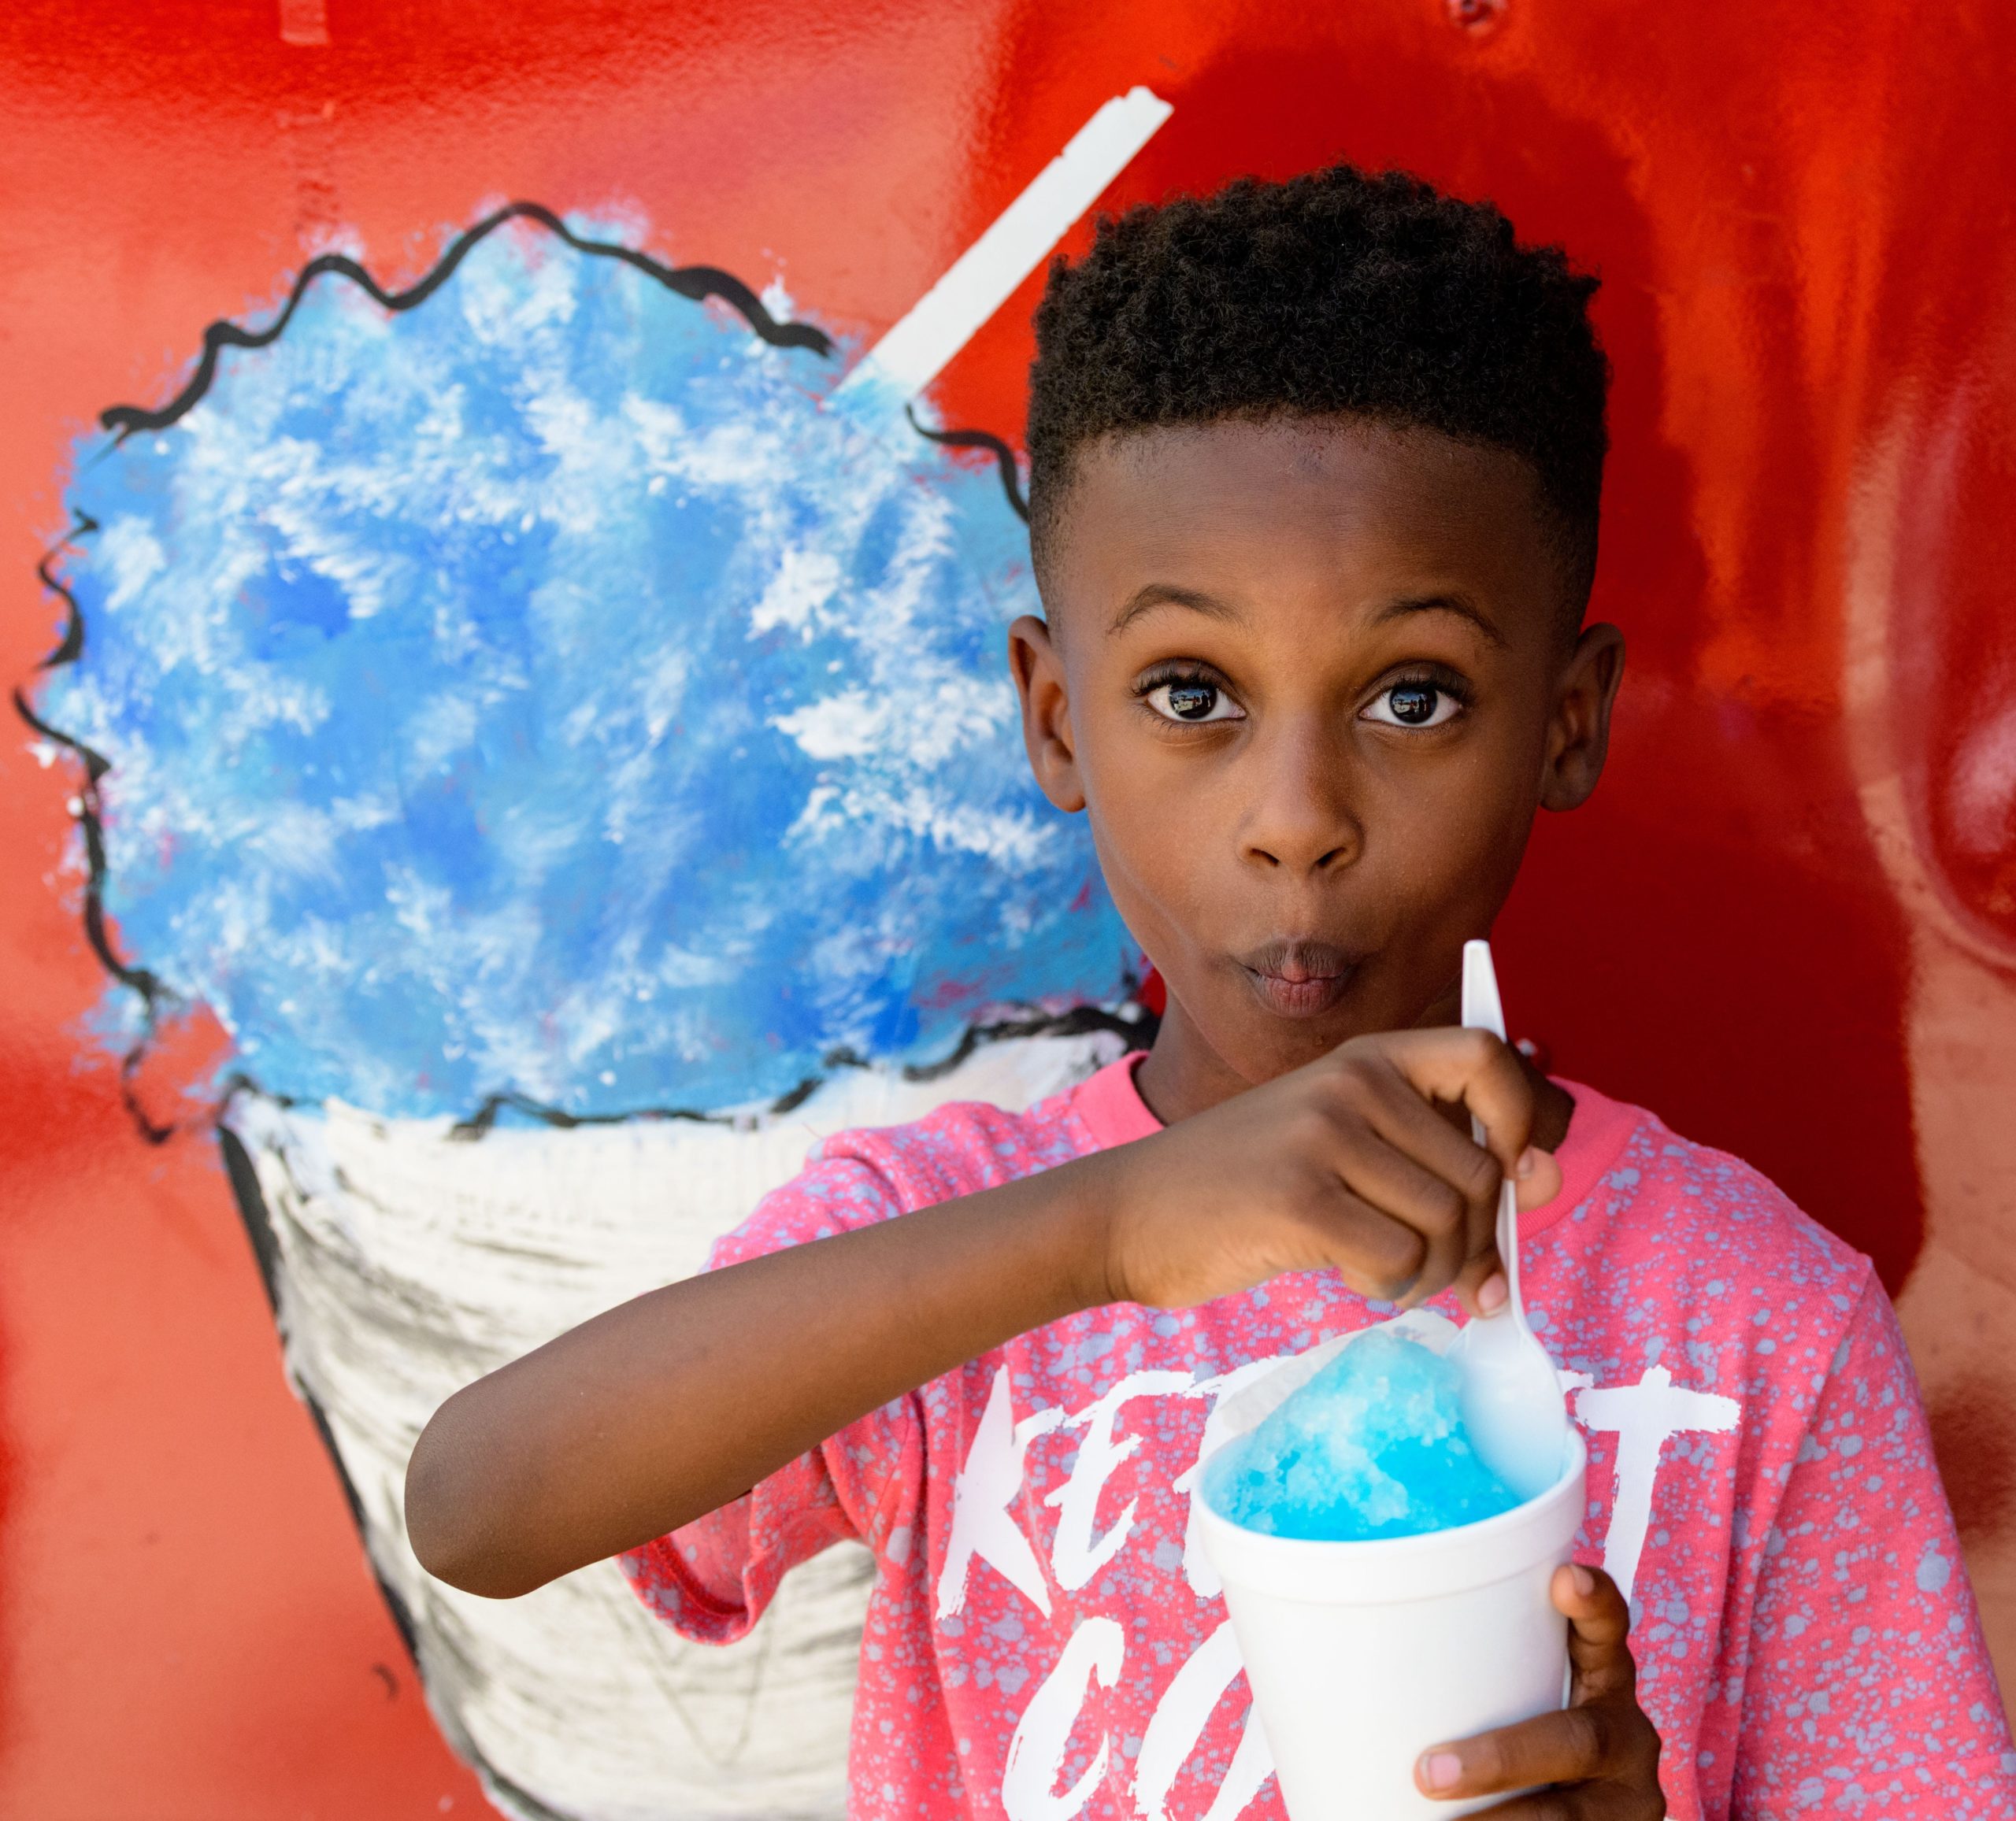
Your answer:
[404,1027,1560,1600]
[407,1144,1109,1598]
[1733,1278,2016,1817]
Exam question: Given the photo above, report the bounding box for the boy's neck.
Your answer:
[1133,1002,1575,1154]
[1132,1012,1266,1127]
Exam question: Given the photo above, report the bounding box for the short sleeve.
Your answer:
[619,1151,926,1643]
[1733,1278,2016,1817]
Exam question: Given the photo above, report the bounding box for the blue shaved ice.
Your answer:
[1204,1327,1521,1541]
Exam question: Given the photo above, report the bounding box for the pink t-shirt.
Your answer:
[623,1059,2016,1820]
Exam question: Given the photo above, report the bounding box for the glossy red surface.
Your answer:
[3,1,2012,1810]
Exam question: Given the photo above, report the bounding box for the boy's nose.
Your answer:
[1238,722,1362,875]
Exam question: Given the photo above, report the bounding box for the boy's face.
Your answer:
[1012,416,1623,1108]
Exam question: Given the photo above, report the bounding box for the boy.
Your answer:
[405,167,2014,1818]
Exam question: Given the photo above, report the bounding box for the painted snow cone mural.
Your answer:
[27,172,1162,1817]
[47,206,1135,1122]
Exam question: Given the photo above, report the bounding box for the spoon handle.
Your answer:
[1462,940,1531,1334]
[1498,1176,1527,1334]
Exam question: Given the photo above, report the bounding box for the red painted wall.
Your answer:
[4,2,2013,1812]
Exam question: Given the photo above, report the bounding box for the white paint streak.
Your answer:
[749,548,843,637]
[838,88,1173,401]
[229,1027,1126,1820]
[96,515,168,610]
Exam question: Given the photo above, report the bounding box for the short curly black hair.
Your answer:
[1026,164,1609,621]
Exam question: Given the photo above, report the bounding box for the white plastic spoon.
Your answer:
[1447,938,1570,1502]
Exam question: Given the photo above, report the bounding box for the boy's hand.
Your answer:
[1414,1564,1665,1816]
[1093,1027,1562,1314]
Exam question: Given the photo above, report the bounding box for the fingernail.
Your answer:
[1419,1751,1463,1792]
[1570,1564,1595,1597]
[1516,1146,1540,1180]
[1477,1271,1508,1313]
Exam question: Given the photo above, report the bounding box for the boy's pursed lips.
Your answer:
[1236,938,1360,1018]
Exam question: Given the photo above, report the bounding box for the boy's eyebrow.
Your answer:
[1109,583,1245,635]
[1375,594,1509,648]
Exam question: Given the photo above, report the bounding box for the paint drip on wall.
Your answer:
[34,211,1134,1120]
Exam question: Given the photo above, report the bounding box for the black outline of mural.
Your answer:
[98,201,836,435]
[15,513,183,1142]
[906,405,1029,523]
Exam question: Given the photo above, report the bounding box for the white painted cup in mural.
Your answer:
[1196,1415,1586,1821]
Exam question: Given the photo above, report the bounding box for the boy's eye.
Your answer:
[1144,678,1244,724]
[1362,682,1462,729]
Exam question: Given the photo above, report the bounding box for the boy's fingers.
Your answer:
[1414,1568,1655,1802]
[1415,1704,1626,1798]
[1309,1184,1432,1303]
[1315,1115,1480,1301]
[1555,1563,1638,1696]
[1556,1561,1629,1638]
[1373,1025,1540,1176]
[1513,1143,1564,1212]
[1453,1249,1508,1318]
[1332,1058,1503,1274]
[1294,1030,1563,1310]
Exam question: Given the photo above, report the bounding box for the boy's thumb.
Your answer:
[1512,1144,1564,1211]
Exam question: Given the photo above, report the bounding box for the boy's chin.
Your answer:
[1191,997,1371,1084]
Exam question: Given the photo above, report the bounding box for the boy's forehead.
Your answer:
[1048,416,1559,635]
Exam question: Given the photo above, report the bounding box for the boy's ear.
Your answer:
[1009,615,1086,813]
[1540,621,1625,812]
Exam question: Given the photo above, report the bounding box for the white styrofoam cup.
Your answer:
[1195,1331,1587,1821]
